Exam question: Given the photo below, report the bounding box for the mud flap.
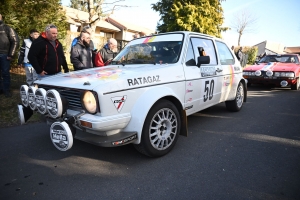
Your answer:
[180,110,188,137]
[50,121,73,151]
[17,104,33,125]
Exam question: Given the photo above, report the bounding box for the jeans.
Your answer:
[0,54,11,93]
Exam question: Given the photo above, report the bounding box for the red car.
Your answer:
[243,54,300,90]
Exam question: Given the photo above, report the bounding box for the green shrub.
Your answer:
[243,46,258,65]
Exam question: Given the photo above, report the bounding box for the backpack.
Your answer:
[94,51,105,67]
[94,51,113,67]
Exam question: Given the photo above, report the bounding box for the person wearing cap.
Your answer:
[0,14,19,97]
[18,29,40,86]
[28,24,69,78]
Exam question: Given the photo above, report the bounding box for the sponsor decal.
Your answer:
[186,89,193,93]
[143,36,156,44]
[234,66,241,71]
[50,122,73,151]
[261,62,274,71]
[63,68,122,80]
[127,75,161,86]
[46,94,58,117]
[111,96,127,112]
[112,134,137,146]
[187,82,192,87]
[185,105,193,110]
[201,67,217,77]
[186,98,193,102]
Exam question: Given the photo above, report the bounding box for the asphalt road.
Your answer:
[1,86,300,200]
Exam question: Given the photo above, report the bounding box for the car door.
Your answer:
[215,41,239,101]
[183,36,221,114]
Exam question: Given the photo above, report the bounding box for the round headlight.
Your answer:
[20,85,29,107]
[28,86,37,110]
[35,88,47,114]
[46,89,63,118]
[266,70,273,77]
[255,70,262,76]
[82,91,97,114]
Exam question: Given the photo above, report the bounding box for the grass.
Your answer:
[0,65,74,128]
[0,69,43,128]
[0,89,43,128]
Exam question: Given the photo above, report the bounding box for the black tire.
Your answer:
[134,99,181,157]
[291,78,299,90]
[225,82,244,112]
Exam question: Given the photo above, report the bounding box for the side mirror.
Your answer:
[197,56,210,67]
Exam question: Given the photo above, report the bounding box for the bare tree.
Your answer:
[230,9,258,46]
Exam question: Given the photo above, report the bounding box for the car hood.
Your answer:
[244,62,300,71]
[35,64,184,93]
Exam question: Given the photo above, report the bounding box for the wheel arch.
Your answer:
[123,87,185,144]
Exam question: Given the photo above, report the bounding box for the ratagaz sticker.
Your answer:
[127,75,161,86]
[200,67,216,77]
[111,96,127,112]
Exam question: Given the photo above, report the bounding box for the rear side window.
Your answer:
[190,37,217,65]
[215,41,235,65]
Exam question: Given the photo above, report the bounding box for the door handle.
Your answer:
[216,68,223,73]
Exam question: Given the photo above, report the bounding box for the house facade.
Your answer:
[253,40,285,57]
[63,6,155,51]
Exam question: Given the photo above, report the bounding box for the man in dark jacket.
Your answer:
[236,47,244,66]
[70,31,93,70]
[0,14,19,97]
[99,38,118,64]
[28,24,69,78]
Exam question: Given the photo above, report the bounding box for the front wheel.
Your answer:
[134,100,181,157]
[225,82,244,112]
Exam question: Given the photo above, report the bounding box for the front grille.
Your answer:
[38,85,83,109]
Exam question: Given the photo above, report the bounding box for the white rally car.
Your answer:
[18,31,247,157]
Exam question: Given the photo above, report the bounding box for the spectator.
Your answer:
[231,46,234,51]
[18,29,40,86]
[0,14,19,97]
[28,24,69,78]
[236,47,244,66]
[133,32,140,39]
[70,31,93,71]
[99,38,118,64]
[71,26,95,51]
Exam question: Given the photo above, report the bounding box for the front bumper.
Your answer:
[75,130,137,147]
[46,114,137,147]
[244,76,297,86]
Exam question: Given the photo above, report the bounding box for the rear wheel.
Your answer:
[134,100,181,157]
[225,82,244,112]
[291,78,299,90]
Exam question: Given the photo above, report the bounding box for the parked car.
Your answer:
[18,31,247,157]
[243,54,300,90]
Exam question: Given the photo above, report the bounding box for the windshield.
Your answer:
[111,34,184,65]
[259,55,299,63]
